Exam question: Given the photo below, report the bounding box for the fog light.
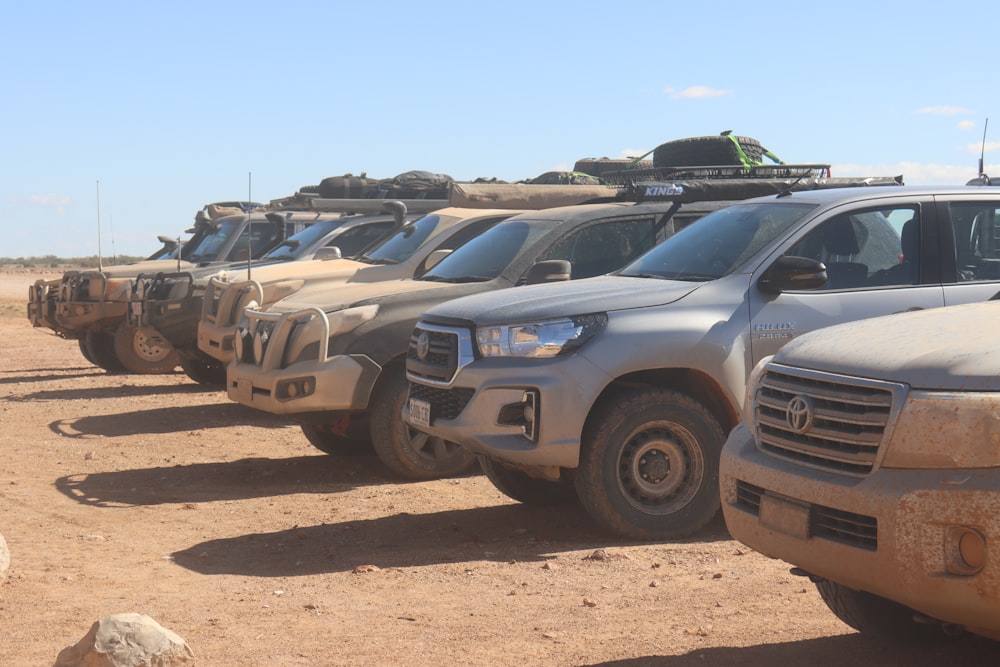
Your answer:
[276,377,315,401]
[946,525,987,575]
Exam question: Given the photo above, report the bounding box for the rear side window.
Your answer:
[950,203,1000,281]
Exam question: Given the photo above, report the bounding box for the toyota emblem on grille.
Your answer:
[785,395,815,434]
[416,331,430,360]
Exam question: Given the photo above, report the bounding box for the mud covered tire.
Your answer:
[84,329,126,373]
[113,322,180,374]
[369,365,477,480]
[652,135,764,170]
[575,388,723,540]
[300,423,370,456]
[480,457,577,506]
[815,580,955,641]
[179,355,228,387]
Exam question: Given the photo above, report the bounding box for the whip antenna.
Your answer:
[247,171,253,280]
[980,118,989,176]
[96,180,103,272]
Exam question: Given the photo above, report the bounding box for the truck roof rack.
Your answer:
[628,175,904,203]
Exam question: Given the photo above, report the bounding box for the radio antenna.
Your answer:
[979,118,989,177]
[96,180,103,272]
[247,171,253,280]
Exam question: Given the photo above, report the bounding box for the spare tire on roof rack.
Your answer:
[573,157,653,177]
[652,134,768,170]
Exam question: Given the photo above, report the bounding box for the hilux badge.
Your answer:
[416,331,430,360]
[785,395,814,434]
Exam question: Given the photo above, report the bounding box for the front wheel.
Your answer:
[369,365,476,480]
[814,580,955,641]
[300,422,370,456]
[574,388,724,540]
[113,322,179,374]
[84,328,126,373]
[179,355,228,387]
[480,457,577,506]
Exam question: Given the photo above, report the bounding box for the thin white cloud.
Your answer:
[24,194,73,214]
[664,86,731,99]
[832,161,997,185]
[958,120,976,130]
[966,140,1000,155]
[915,106,968,116]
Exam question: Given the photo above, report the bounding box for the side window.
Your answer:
[950,203,1000,281]
[229,223,285,261]
[785,207,918,290]
[542,217,656,279]
[327,221,395,258]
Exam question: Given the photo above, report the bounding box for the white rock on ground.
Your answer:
[54,613,194,667]
[0,532,9,581]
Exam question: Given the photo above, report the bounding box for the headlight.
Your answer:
[476,313,606,358]
[881,391,1000,468]
[284,304,380,366]
[744,356,773,426]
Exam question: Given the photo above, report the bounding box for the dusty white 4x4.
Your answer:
[720,300,1000,641]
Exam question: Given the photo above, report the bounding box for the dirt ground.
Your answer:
[0,270,996,666]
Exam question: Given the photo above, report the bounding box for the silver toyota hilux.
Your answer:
[404,185,1000,540]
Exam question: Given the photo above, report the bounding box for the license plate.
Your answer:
[409,398,431,428]
[235,378,254,404]
[759,493,811,539]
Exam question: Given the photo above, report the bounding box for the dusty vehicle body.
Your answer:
[197,206,523,370]
[129,204,434,384]
[403,184,1000,540]
[34,203,318,374]
[225,196,730,480]
[720,300,1000,641]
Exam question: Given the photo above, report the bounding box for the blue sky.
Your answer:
[3,1,998,258]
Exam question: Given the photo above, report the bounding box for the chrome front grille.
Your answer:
[754,364,901,475]
[407,322,475,384]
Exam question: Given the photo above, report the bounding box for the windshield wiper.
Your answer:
[619,273,671,280]
[420,275,491,283]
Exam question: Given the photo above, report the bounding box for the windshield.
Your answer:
[620,202,817,281]
[184,217,243,263]
[419,219,551,282]
[263,220,342,260]
[361,214,444,264]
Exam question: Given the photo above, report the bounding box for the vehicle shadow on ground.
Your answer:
[48,403,288,438]
[13,380,218,401]
[581,632,997,666]
[0,368,111,384]
[169,507,732,575]
[55,453,394,506]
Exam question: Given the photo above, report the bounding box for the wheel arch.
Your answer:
[584,367,741,442]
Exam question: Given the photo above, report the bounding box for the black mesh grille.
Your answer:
[408,382,474,421]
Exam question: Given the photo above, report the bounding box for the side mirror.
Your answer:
[525,259,572,285]
[758,255,828,293]
[423,249,452,271]
[314,246,343,260]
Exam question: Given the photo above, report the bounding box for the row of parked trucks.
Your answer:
[27,135,1000,642]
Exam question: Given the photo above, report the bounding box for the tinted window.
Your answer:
[324,221,396,258]
[950,202,1000,281]
[541,217,657,279]
[621,202,816,280]
[263,220,344,260]
[185,217,244,263]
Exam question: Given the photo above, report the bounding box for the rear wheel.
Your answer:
[84,329,126,373]
[574,388,724,540]
[113,322,180,374]
[369,365,476,480]
[480,457,577,506]
[814,580,955,641]
[77,337,97,365]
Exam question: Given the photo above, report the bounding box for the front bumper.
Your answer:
[404,354,610,469]
[720,422,1000,634]
[197,277,263,364]
[225,305,381,416]
[27,278,62,332]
